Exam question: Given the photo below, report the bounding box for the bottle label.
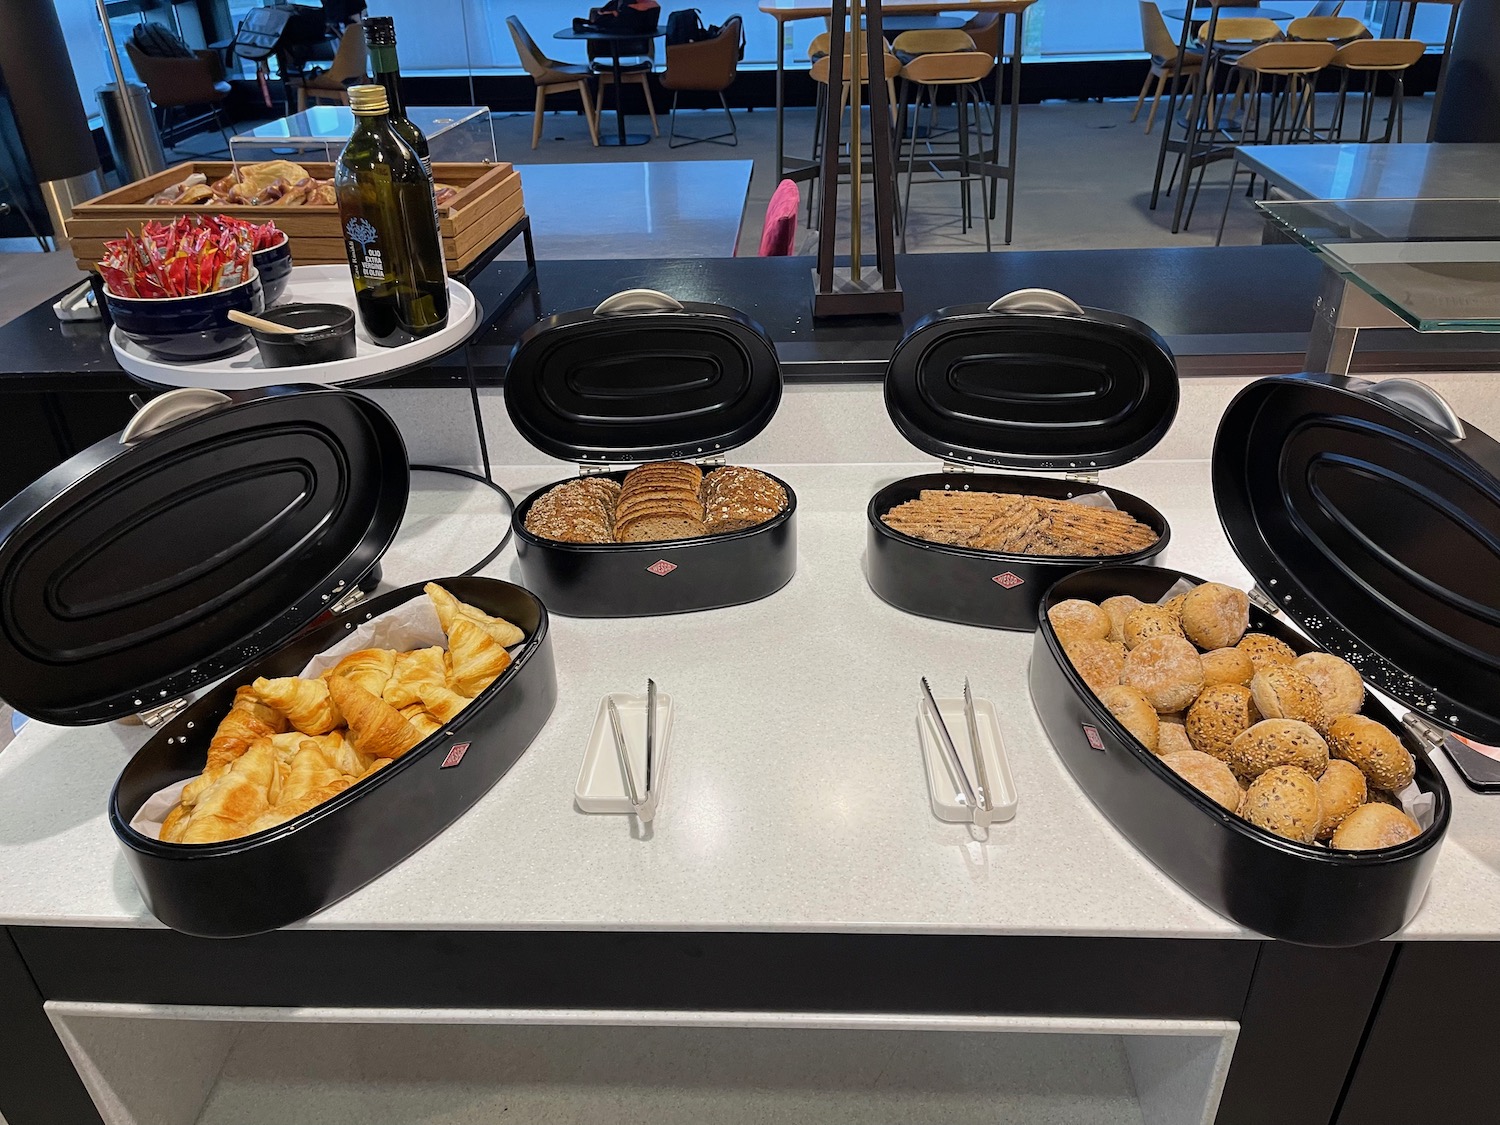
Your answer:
[345,217,386,282]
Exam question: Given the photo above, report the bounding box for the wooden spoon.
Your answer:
[228,309,331,335]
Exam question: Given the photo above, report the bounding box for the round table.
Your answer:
[881,15,967,32]
[1163,6,1293,21]
[554,27,667,147]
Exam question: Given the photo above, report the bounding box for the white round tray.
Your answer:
[109,264,479,389]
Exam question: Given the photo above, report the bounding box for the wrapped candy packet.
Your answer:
[97,214,280,299]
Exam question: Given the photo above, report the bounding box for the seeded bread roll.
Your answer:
[1250,665,1326,731]
[1331,803,1420,851]
[1161,592,1188,624]
[1316,760,1368,841]
[1162,750,1243,812]
[1241,765,1322,843]
[1157,720,1194,757]
[1292,652,1365,722]
[1064,638,1127,696]
[1101,595,1145,645]
[1326,714,1416,792]
[1228,719,1329,781]
[1237,633,1297,675]
[1121,636,1205,713]
[1185,683,1259,763]
[1097,684,1159,753]
[1049,600,1111,643]
[1123,604,1185,649]
[1200,647,1256,687]
[1180,583,1251,650]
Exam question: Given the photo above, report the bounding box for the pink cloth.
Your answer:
[758,179,800,257]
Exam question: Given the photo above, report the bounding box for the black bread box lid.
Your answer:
[503,288,783,465]
[884,288,1180,472]
[1213,373,1500,747]
[0,387,408,725]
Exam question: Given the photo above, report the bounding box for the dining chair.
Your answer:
[1134,2,1204,135]
[286,20,368,111]
[124,39,232,150]
[1286,16,1370,47]
[591,38,660,137]
[661,15,742,148]
[507,16,600,149]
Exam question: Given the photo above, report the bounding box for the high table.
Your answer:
[515,160,754,258]
[1230,142,1500,204]
[758,0,1037,243]
[554,27,667,147]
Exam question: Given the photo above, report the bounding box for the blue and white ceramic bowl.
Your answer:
[105,270,264,363]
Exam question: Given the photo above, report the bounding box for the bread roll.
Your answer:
[1241,765,1322,844]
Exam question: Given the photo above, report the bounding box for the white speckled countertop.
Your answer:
[3,375,1500,940]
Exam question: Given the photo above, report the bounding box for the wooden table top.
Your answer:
[759,0,1037,21]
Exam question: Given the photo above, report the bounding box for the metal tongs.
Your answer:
[920,677,992,828]
[606,679,657,822]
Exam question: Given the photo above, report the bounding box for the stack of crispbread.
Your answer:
[523,462,789,544]
[881,489,1158,556]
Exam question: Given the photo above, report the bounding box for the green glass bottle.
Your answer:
[334,84,448,346]
[362,17,432,178]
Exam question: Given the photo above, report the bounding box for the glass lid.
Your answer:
[1257,198,1500,334]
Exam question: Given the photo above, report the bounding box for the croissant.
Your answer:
[327,674,424,760]
[426,583,525,648]
[278,739,347,808]
[244,776,356,834]
[178,740,280,844]
[253,675,341,735]
[445,617,513,697]
[400,704,444,741]
[383,646,448,710]
[418,683,472,724]
[159,802,192,844]
[182,687,289,808]
[324,648,398,698]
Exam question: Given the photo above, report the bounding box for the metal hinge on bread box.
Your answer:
[0,387,557,936]
[1029,374,1500,945]
[504,288,798,618]
[866,288,1180,631]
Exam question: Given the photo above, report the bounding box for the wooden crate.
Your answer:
[65,161,524,276]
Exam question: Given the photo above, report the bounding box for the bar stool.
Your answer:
[1212,41,1338,244]
[1330,39,1426,143]
[1196,18,1283,136]
[897,49,995,252]
[1286,16,1370,47]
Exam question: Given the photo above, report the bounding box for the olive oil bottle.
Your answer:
[334,84,448,346]
[363,17,431,177]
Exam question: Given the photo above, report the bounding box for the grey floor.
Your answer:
[0,90,1432,327]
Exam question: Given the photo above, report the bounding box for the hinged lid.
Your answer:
[503,288,783,464]
[1213,373,1500,744]
[884,288,1180,471]
[0,386,408,725]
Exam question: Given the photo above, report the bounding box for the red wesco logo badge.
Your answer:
[1083,725,1106,751]
[647,560,678,576]
[993,572,1024,589]
[441,742,471,769]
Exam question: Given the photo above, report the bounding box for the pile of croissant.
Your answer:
[158,584,523,845]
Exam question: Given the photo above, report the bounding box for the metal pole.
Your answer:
[849,0,862,281]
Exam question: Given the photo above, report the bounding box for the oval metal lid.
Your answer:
[1213,373,1500,744]
[503,289,783,463]
[0,387,408,725]
[884,289,1180,471]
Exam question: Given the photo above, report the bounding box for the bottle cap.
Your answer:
[348,84,390,115]
[363,16,396,47]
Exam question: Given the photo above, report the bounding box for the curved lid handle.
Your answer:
[1363,378,1465,441]
[119,388,232,445]
[593,289,686,316]
[987,288,1086,317]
